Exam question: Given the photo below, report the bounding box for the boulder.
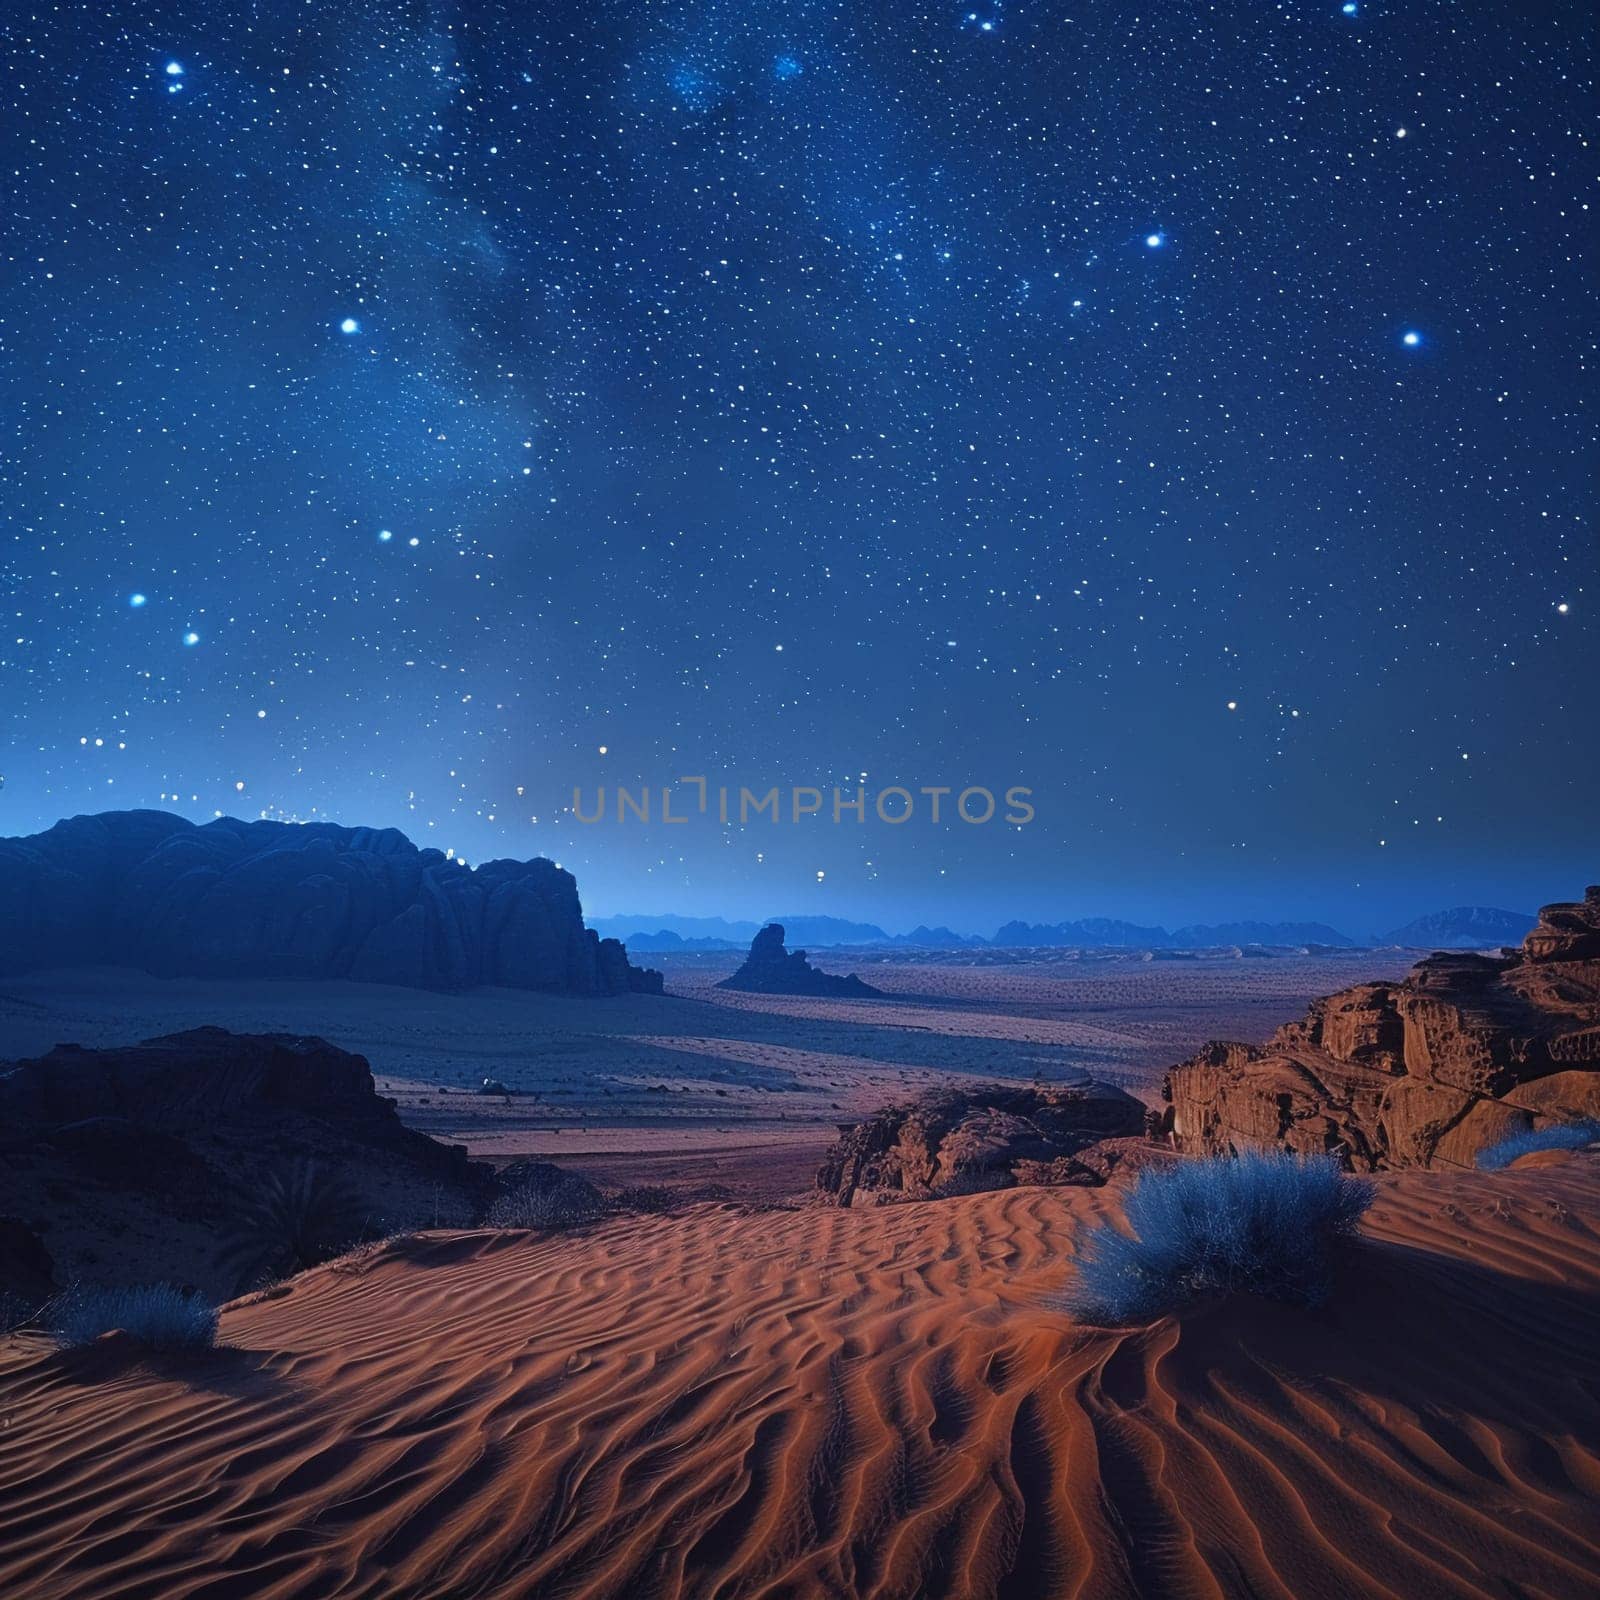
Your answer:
[0,810,663,996]
[717,924,885,998]
[817,1081,1146,1205]
[1159,886,1600,1170]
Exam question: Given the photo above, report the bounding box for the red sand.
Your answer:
[3,1157,1598,1599]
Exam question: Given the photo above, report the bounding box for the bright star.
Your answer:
[378,529,393,543]
[1402,330,1422,347]
[129,592,147,608]
[183,631,200,647]
[1145,232,1164,249]
[1342,3,1357,14]
[165,60,183,76]
[340,317,360,334]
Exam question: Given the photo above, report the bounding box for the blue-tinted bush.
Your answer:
[52,1284,219,1351]
[486,1180,602,1230]
[1476,1119,1600,1171]
[1063,1151,1373,1324]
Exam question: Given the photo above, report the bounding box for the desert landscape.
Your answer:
[3,832,1599,1599]
[7,4,1590,1592]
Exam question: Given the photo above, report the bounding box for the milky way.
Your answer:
[0,1,1592,931]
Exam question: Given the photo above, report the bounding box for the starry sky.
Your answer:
[1,0,1593,936]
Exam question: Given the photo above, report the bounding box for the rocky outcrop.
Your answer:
[817,1081,1147,1205]
[0,1028,495,1299]
[717,924,885,997]
[1159,887,1600,1171]
[0,810,662,995]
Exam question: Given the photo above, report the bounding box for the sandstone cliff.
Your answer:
[1159,886,1600,1169]
[0,810,662,995]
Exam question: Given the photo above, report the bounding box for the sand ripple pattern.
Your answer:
[3,1163,1599,1599]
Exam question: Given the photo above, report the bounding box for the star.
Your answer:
[182,630,200,647]
[377,528,393,543]
[1402,330,1422,347]
[1145,232,1165,249]
[128,592,147,608]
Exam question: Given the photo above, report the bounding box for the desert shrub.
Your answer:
[486,1179,603,1231]
[1476,1120,1600,1171]
[215,1161,368,1292]
[1063,1151,1373,1325]
[52,1284,219,1351]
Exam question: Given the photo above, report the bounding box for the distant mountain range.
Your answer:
[1380,906,1536,949]
[989,918,1357,949]
[596,905,1538,953]
[589,914,895,951]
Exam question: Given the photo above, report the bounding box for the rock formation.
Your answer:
[717,924,885,997]
[1159,886,1600,1170]
[0,810,662,995]
[817,1081,1148,1205]
[0,1027,496,1302]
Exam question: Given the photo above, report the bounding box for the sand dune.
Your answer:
[3,1159,1598,1599]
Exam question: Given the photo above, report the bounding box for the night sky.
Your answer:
[2,1,1593,935]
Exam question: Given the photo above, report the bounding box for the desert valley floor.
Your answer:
[0,949,1417,1195]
